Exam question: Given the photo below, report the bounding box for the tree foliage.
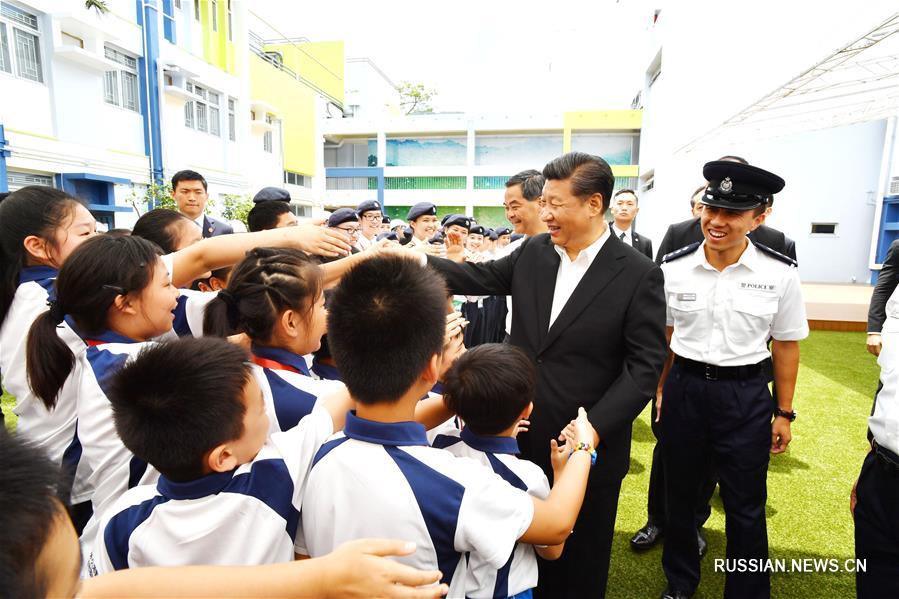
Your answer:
[398,82,436,115]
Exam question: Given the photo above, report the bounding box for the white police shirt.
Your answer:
[870,286,899,455]
[299,411,534,591]
[662,240,809,366]
[90,399,334,573]
[0,268,85,487]
[431,427,550,599]
[250,344,346,434]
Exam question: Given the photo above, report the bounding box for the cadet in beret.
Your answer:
[495,227,512,249]
[320,208,362,263]
[246,200,297,232]
[657,161,808,599]
[466,224,486,253]
[252,186,292,203]
[380,215,391,234]
[443,214,472,239]
[406,202,443,256]
[355,200,383,251]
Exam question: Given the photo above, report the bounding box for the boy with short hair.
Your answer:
[300,255,596,597]
[433,343,567,598]
[89,337,352,574]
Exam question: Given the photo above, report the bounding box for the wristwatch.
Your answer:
[774,408,796,422]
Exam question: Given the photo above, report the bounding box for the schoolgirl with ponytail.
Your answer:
[204,247,345,432]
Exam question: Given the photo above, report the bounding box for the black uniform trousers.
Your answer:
[535,474,623,599]
[855,448,899,598]
[661,364,772,599]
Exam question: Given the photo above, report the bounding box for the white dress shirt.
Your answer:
[661,240,809,367]
[549,227,610,329]
[871,286,899,455]
[611,224,633,247]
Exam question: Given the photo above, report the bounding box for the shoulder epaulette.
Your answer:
[661,242,701,264]
[754,243,798,267]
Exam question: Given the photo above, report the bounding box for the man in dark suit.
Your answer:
[610,188,653,259]
[171,169,233,238]
[867,238,899,357]
[424,152,668,598]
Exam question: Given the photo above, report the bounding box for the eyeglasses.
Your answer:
[360,213,382,222]
[337,226,361,236]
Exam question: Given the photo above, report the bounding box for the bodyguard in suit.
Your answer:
[610,188,653,259]
[866,238,899,357]
[171,170,234,238]
[423,152,668,598]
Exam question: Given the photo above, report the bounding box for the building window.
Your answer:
[103,46,139,112]
[284,170,311,188]
[263,113,273,153]
[811,223,838,235]
[193,0,200,21]
[174,0,182,8]
[208,91,220,136]
[0,3,42,82]
[227,0,232,41]
[211,0,217,31]
[184,99,194,128]
[227,97,236,141]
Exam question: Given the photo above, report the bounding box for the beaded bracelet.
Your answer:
[570,442,597,466]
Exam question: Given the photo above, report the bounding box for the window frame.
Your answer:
[0,3,43,83]
[103,45,140,113]
[183,80,226,138]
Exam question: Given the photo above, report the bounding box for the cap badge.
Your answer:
[720,177,733,194]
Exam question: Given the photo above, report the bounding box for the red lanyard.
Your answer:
[251,355,303,375]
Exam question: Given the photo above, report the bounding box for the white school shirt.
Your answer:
[250,344,345,434]
[1,267,97,504]
[90,404,334,573]
[661,240,809,367]
[549,228,610,329]
[431,427,550,599]
[870,286,899,455]
[299,411,534,590]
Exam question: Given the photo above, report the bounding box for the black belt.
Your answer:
[873,441,899,472]
[674,355,771,381]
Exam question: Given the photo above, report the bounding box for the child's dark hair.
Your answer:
[203,247,322,341]
[443,344,535,435]
[108,338,252,481]
[247,201,292,232]
[0,432,67,599]
[328,255,446,404]
[132,208,193,253]
[26,236,162,410]
[0,186,82,327]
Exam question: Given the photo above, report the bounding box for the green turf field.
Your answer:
[607,330,877,598]
[0,330,879,597]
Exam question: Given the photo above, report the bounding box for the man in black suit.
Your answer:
[171,169,234,238]
[867,239,899,356]
[610,188,653,260]
[424,152,668,598]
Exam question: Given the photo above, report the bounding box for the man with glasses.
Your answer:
[355,200,383,252]
[171,170,233,238]
[324,209,362,263]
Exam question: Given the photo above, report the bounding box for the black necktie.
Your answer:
[619,231,626,241]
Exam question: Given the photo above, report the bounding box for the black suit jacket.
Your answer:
[654,217,796,264]
[428,233,667,480]
[632,231,653,260]
[868,239,899,333]
[202,214,234,238]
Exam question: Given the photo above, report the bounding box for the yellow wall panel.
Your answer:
[564,110,643,131]
[262,40,344,105]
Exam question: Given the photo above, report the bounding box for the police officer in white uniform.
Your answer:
[658,161,808,599]
[855,284,899,598]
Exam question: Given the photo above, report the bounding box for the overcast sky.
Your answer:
[250,0,652,115]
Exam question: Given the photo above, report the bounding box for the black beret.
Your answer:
[701,161,785,211]
[327,208,359,227]
[407,202,437,221]
[356,200,382,215]
[253,187,291,203]
[469,225,486,236]
[495,227,512,236]
[443,214,472,231]
[429,231,445,245]
[376,231,398,242]
[382,215,391,224]
[488,230,498,241]
[510,233,525,243]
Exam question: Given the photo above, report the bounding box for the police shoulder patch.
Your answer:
[754,243,798,267]
[661,242,701,264]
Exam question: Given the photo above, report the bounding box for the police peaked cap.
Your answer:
[701,161,785,211]
[327,208,359,227]
[407,202,437,221]
[442,214,472,231]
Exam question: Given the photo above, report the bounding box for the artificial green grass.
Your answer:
[0,331,879,597]
[607,330,878,598]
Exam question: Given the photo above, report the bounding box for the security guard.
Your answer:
[658,160,808,599]
[855,282,899,598]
